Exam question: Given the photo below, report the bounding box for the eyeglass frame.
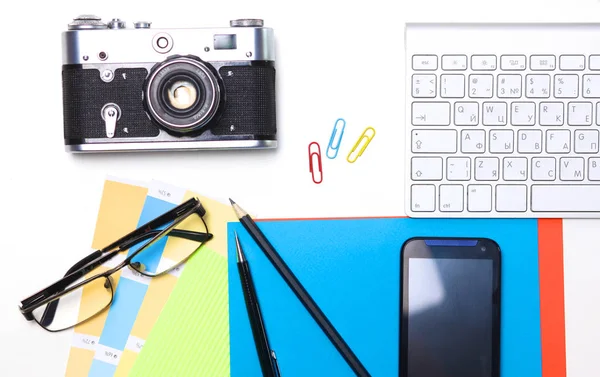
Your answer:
[19,197,211,332]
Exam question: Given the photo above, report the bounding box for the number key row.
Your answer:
[412,74,600,98]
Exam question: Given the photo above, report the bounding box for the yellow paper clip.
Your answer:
[346,126,376,163]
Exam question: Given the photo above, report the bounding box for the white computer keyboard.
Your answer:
[405,23,600,218]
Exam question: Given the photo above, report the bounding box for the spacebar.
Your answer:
[532,185,600,212]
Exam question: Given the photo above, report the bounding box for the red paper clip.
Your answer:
[308,142,323,184]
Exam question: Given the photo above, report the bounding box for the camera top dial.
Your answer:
[68,15,108,30]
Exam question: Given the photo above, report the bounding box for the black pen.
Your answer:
[235,231,281,377]
[230,199,371,377]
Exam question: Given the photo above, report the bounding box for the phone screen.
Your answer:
[401,238,500,377]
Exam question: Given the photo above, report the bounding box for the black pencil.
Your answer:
[235,232,280,377]
[230,199,371,377]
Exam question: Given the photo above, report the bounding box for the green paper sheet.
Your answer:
[129,245,230,377]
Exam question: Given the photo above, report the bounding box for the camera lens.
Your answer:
[481,246,487,252]
[159,74,204,116]
[167,80,198,110]
[144,56,223,134]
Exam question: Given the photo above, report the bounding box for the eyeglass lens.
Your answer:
[129,213,208,277]
[32,275,114,332]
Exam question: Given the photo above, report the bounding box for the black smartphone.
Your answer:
[400,237,501,377]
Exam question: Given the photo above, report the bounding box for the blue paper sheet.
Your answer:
[228,218,542,377]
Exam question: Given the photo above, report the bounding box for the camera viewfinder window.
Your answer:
[214,34,237,50]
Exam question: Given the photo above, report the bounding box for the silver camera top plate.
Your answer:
[62,15,275,65]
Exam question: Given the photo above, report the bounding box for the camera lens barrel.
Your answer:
[144,56,222,134]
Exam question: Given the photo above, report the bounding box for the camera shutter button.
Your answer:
[108,19,126,29]
[230,19,264,27]
[134,21,152,29]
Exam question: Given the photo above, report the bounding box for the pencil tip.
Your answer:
[229,198,247,219]
[234,231,244,262]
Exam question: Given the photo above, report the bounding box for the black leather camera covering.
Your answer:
[63,68,158,139]
[214,65,276,136]
[62,63,277,142]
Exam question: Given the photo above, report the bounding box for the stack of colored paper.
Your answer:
[65,178,235,377]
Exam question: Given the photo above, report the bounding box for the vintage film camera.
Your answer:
[62,16,277,152]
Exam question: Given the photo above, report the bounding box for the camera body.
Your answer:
[62,16,277,152]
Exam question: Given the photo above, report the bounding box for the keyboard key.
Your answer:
[411,102,450,125]
[574,130,599,153]
[442,55,467,70]
[412,55,438,70]
[440,74,465,98]
[461,130,486,153]
[412,74,436,98]
[511,102,535,126]
[500,55,526,70]
[583,75,600,98]
[482,102,507,126]
[447,157,471,180]
[439,185,464,212]
[503,157,527,181]
[530,55,556,71]
[497,74,522,98]
[526,74,551,98]
[560,55,585,70]
[489,130,514,153]
[531,185,600,212]
[467,185,492,212]
[567,102,592,125]
[474,157,499,181]
[411,157,443,180]
[496,185,527,212]
[546,130,570,153]
[590,55,600,70]
[559,157,584,181]
[589,158,600,180]
[469,74,493,98]
[454,102,479,126]
[532,157,556,181]
[471,55,497,71]
[554,75,578,98]
[517,130,542,153]
[412,130,457,153]
[411,185,435,212]
[539,102,564,126]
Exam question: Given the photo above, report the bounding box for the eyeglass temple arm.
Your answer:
[100,198,202,253]
[32,229,213,325]
[118,229,213,250]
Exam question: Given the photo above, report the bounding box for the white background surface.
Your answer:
[1,0,600,376]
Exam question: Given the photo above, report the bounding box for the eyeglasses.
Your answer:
[19,197,211,332]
